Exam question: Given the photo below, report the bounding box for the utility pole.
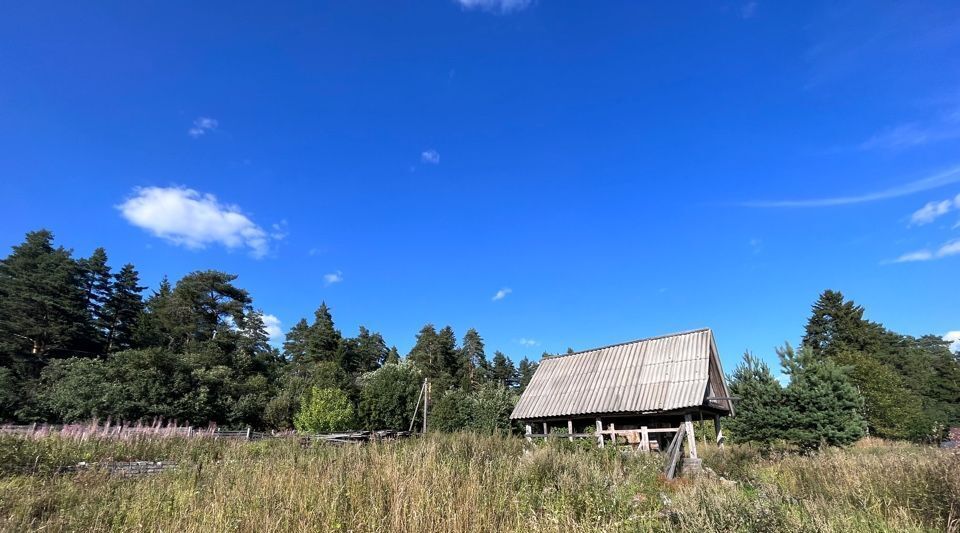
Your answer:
[422,379,430,434]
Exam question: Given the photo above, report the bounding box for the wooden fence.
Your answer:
[0,423,412,444]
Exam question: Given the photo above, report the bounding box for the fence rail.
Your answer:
[0,423,413,444]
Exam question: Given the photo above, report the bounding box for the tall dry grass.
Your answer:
[0,433,956,532]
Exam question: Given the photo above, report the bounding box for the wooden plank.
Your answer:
[684,414,698,459]
[596,418,603,448]
[640,426,649,454]
[567,420,573,442]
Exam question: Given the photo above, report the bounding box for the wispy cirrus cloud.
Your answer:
[421,149,440,164]
[454,0,532,14]
[893,239,960,263]
[518,338,539,347]
[188,117,218,138]
[324,271,344,286]
[909,193,960,226]
[742,165,960,208]
[117,186,279,258]
[860,104,960,151]
[492,287,512,301]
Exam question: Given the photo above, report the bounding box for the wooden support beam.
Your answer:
[542,421,548,440]
[525,424,532,443]
[714,414,724,450]
[684,414,698,459]
[608,422,616,445]
[567,420,574,442]
[595,418,604,448]
[640,426,649,453]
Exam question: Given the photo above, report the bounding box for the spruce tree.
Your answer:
[306,303,341,363]
[779,344,866,450]
[517,357,538,393]
[100,264,144,352]
[725,352,786,448]
[460,328,486,389]
[78,247,112,351]
[802,290,869,359]
[384,346,401,365]
[0,230,91,364]
[283,319,311,363]
[408,324,440,377]
[491,351,517,388]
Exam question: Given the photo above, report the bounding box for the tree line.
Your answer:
[728,290,960,450]
[0,230,538,431]
[3,230,957,443]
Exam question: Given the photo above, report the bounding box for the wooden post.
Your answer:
[699,411,706,446]
[640,426,649,453]
[525,424,532,443]
[714,414,724,450]
[684,414,698,459]
[246,427,252,441]
[567,420,574,442]
[542,421,548,440]
[608,422,616,446]
[422,380,430,434]
[596,418,604,448]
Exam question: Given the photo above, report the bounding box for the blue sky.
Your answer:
[2,0,960,370]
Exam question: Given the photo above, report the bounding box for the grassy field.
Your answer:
[0,433,957,532]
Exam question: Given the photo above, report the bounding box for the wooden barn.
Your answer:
[510,328,733,475]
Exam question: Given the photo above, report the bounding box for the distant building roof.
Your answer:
[510,328,732,420]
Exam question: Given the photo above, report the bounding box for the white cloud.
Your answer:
[893,239,960,263]
[421,149,440,164]
[188,117,218,138]
[742,165,960,207]
[518,338,539,347]
[262,314,283,344]
[324,271,343,286]
[118,186,278,258]
[454,0,532,14]
[740,2,758,19]
[893,250,934,263]
[492,287,512,301]
[944,331,960,353]
[909,193,960,226]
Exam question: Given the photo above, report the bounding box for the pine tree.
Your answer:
[100,264,144,352]
[352,326,388,373]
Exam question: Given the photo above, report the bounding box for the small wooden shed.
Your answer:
[510,328,733,470]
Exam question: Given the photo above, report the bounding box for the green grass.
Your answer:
[0,433,956,532]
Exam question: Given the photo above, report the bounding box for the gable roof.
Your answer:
[510,328,732,420]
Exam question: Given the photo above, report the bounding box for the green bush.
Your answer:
[293,387,354,433]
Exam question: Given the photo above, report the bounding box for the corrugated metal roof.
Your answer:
[510,328,729,420]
